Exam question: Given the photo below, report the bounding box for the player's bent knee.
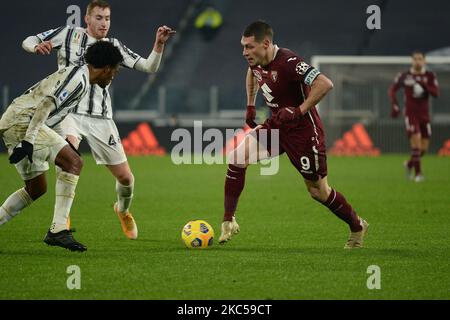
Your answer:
[117,172,134,186]
[307,186,327,202]
[63,155,83,175]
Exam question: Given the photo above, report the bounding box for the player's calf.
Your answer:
[0,188,33,226]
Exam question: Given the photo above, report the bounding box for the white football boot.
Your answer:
[344,218,369,249]
[414,174,425,183]
[218,216,240,244]
[403,161,414,181]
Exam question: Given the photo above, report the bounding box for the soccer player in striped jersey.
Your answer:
[389,51,440,182]
[22,0,176,239]
[0,41,123,251]
[219,21,369,249]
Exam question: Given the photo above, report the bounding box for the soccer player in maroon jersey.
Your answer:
[389,51,439,182]
[218,21,369,249]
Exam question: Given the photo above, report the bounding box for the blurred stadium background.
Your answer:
[1,0,449,154]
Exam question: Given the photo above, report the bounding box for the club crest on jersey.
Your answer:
[271,71,278,83]
[253,70,262,82]
[296,62,310,75]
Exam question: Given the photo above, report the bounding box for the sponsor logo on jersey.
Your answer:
[252,70,262,82]
[296,61,310,75]
[40,30,52,38]
[59,90,69,103]
[271,71,278,83]
[266,102,279,108]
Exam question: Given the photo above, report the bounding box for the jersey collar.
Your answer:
[410,67,426,75]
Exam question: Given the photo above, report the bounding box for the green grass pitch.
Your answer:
[0,154,449,299]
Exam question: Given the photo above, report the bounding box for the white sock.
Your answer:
[116,177,134,214]
[0,188,33,225]
[50,171,79,233]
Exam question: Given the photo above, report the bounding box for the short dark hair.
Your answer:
[87,0,110,15]
[412,50,425,58]
[243,20,273,42]
[85,41,123,68]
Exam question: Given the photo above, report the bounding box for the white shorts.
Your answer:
[55,113,127,165]
[2,124,67,181]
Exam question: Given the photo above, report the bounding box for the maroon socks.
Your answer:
[322,189,362,232]
[223,165,247,222]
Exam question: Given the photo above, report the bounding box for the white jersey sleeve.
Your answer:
[0,66,88,138]
[108,38,142,69]
[45,66,89,128]
[35,26,70,49]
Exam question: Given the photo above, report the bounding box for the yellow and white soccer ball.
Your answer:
[181,220,214,248]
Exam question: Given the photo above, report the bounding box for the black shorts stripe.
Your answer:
[65,28,75,67]
[43,26,66,42]
[54,66,81,97]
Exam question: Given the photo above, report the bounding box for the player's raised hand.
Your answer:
[155,25,176,45]
[9,140,34,164]
[276,106,303,124]
[34,41,53,55]
[390,104,400,118]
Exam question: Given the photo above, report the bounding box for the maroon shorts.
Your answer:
[255,118,327,181]
[404,116,431,139]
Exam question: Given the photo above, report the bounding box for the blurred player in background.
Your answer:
[0,42,123,251]
[389,51,439,182]
[219,21,369,249]
[22,0,176,239]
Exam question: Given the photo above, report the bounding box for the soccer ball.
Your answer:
[181,220,214,249]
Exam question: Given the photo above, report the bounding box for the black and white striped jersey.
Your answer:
[0,65,89,132]
[34,26,142,119]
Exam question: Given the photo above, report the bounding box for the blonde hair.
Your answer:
[86,0,110,15]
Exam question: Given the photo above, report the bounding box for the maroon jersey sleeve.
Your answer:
[420,72,439,97]
[284,54,321,86]
[389,72,405,106]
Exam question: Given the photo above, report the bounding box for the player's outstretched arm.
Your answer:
[388,84,401,118]
[418,74,440,97]
[134,25,176,73]
[23,36,53,55]
[9,97,54,164]
[153,25,176,53]
[22,26,68,55]
[298,74,333,115]
[245,68,259,128]
[246,68,259,106]
[23,97,54,145]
